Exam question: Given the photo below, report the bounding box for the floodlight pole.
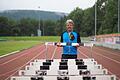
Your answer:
[95,0,97,40]
[37,6,41,36]
[118,0,120,33]
[38,6,41,30]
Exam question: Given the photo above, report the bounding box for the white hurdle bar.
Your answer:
[45,42,94,47]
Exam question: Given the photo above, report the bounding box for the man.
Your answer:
[57,19,81,59]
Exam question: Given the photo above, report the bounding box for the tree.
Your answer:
[81,8,95,36]
[0,16,10,36]
[44,20,56,36]
[55,16,67,35]
[68,7,83,34]
[98,0,118,34]
[18,18,38,36]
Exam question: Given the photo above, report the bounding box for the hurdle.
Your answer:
[10,42,116,80]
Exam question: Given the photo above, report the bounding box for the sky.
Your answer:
[0,0,96,13]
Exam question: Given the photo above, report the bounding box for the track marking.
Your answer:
[78,48,89,58]
[87,48,120,64]
[0,44,44,65]
[102,66,120,80]
[81,47,120,80]
[51,46,57,60]
[53,47,62,59]
[95,47,120,57]
[0,50,20,58]
[0,48,45,77]
[4,48,46,80]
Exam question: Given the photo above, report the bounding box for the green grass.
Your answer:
[0,41,41,56]
[0,36,60,42]
[0,36,60,56]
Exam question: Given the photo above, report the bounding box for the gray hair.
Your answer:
[66,19,74,25]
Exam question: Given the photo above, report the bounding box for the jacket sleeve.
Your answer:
[60,33,63,42]
[77,33,81,43]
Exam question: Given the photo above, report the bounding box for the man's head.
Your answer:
[66,19,74,32]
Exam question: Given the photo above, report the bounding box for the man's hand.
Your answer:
[76,43,84,47]
[76,44,80,47]
[56,42,62,47]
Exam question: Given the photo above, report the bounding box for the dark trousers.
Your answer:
[62,54,77,59]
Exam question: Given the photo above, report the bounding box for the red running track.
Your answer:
[0,44,120,80]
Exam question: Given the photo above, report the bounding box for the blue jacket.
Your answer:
[60,31,81,55]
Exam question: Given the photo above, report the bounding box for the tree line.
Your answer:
[0,0,119,36]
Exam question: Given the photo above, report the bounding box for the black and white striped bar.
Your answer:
[11,75,116,80]
[45,42,94,47]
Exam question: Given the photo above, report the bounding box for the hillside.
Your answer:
[0,10,68,21]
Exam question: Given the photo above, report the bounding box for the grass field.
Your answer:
[0,41,42,56]
[0,36,61,56]
[0,36,89,56]
[0,36,60,42]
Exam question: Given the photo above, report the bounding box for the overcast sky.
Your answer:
[0,0,96,13]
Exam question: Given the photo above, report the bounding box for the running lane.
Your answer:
[79,46,120,80]
[0,44,46,80]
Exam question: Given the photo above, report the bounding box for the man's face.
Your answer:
[66,22,74,32]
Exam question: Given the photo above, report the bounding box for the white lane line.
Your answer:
[85,47,120,64]
[0,48,45,77]
[0,50,20,58]
[95,47,120,57]
[51,46,57,60]
[4,48,46,80]
[79,47,120,80]
[0,44,44,65]
[92,49,120,64]
[78,48,89,58]
[103,66,120,80]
